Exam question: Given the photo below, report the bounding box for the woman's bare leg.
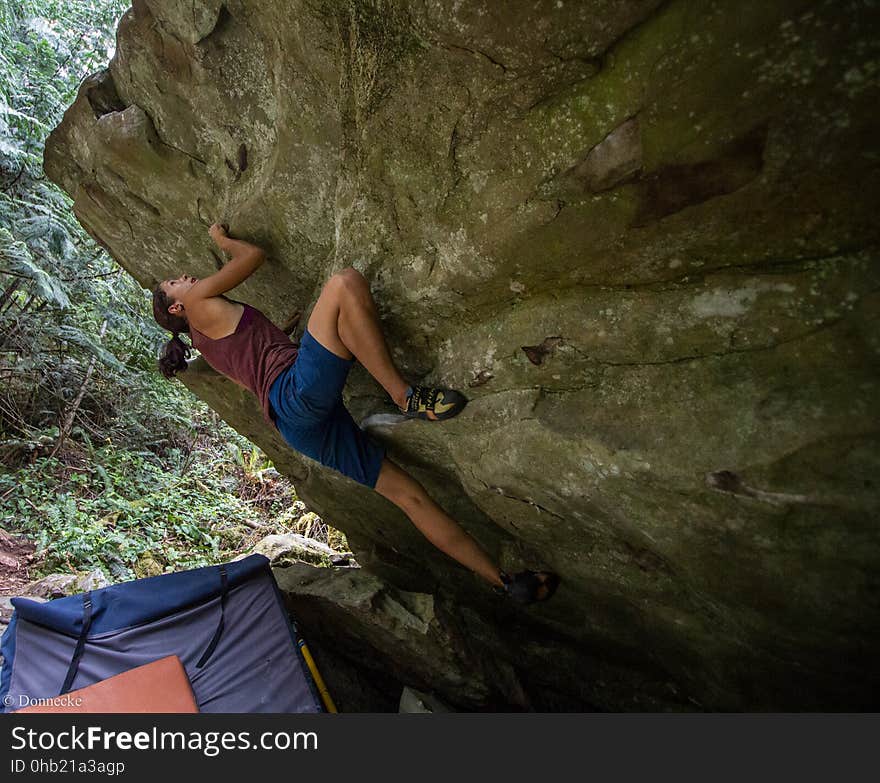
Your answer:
[306,267,440,417]
[306,269,505,586]
[374,458,504,587]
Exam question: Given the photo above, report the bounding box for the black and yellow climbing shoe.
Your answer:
[495,570,560,604]
[402,385,468,421]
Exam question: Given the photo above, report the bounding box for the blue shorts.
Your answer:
[268,329,386,488]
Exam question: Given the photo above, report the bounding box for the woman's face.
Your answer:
[160,274,198,305]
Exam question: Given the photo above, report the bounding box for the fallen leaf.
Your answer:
[468,369,494,387]
[521,336,564,365]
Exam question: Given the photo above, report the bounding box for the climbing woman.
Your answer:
[152,222,559,604]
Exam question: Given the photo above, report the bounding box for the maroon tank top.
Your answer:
[189,302,299,426]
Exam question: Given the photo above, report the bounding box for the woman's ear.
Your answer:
[168,301,184,316]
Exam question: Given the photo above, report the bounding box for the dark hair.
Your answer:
[152,284,192,379]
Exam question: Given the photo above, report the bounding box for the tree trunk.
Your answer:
[0,279,23,314]
[2,299,49,348]
[51,318,108,457]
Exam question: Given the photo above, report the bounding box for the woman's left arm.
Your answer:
[186,223,266,301]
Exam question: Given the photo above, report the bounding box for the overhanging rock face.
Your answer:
[45,0,880,710]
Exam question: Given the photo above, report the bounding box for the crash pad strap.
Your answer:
[60,591,93,695]
[196,564,228,669]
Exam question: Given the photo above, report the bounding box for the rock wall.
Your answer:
[45,0,880,710]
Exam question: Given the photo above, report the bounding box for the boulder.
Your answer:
[44,0,880,709]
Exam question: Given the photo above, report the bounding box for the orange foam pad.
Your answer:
[17,655,199,713]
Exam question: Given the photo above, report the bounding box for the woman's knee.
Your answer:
[330,267,369,299]
[382,480,426,512]
[375,461,428,512]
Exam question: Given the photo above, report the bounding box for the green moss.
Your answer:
[524,0,844,172]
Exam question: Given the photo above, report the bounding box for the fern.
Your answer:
[0,3,308,584]
[0,226,70,307]
[0,0,172,445]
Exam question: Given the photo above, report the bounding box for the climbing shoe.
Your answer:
[495,570,560,605]
[402,385,468,420]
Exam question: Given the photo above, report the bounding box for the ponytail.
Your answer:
[158,333,191,378]
[152,283,192,379]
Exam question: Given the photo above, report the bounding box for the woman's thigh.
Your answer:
[276,403,385,488]
[306,274,353,360]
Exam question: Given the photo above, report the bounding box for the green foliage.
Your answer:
[0,0,146,441]
[0,430,299,581]
[0,225,70,307]
[0,1,346,583]
[0,0,126,169]
[227,442,275,481]
[0,0,208,450]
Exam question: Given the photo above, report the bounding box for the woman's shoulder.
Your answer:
[187,296,246,339]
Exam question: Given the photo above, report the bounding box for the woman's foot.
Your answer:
[398,385,468,421]
[496,570,560,604]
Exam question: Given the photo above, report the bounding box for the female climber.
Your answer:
[152,223,559,604]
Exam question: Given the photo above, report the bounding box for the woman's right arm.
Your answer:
[186,223,266,300]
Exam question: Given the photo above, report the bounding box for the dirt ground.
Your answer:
[0,527,36,597]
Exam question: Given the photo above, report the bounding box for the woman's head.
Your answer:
[152,275,196,378]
